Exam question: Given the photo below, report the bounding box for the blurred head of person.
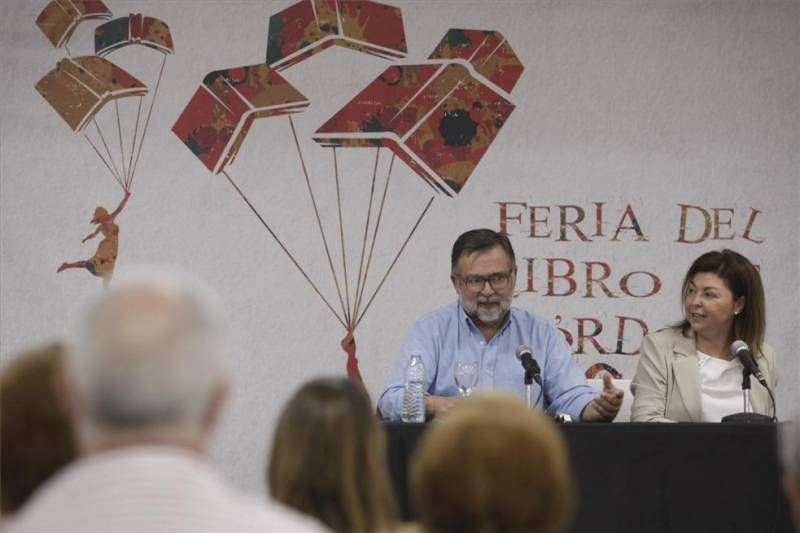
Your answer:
[411,393,574,533]
[268,377,395,533]
[65,273,228,453]
[678,249,765,354]
[782,418,800,530]
[1,343,76,515]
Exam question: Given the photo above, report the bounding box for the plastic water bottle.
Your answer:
[401,355,425,423]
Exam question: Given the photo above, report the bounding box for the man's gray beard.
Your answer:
[461,297,511,325]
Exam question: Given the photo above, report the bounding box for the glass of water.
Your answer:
[455,360,478,397]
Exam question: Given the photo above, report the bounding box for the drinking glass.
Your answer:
[454,360,478,397]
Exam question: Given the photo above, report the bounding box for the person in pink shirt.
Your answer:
[7,274,325,533]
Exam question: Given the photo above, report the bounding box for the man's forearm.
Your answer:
[425,394,459,417]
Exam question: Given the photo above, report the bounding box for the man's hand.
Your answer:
[581,373,624,422]
[425,395,460,418]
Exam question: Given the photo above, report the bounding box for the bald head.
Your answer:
[67,275,226,447]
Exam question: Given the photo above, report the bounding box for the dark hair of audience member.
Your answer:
[268,377,396,533]
[411,394,574,533]
[1,343,77,515]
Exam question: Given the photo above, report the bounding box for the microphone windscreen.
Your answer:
[516,345,532,361]
[730,339,749,357]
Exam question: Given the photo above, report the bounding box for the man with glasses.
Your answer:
[378,228,622,422]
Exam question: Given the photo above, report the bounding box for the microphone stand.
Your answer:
[742,372,753,414]
[721,367,773,424]
[524,369,533,409]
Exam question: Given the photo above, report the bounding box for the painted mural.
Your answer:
[4,0,796,491]
[172,0,524,381]
[17,0,793,396]
[35,0,173,287]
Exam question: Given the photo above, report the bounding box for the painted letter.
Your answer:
[742,208,765,243]
[557,205,590,242]
[712,208,735,240]
[676,204,711,243]
[613,316,649,355]
[593,202,606,237]
[619,271,661,298]
[529,206,551,238]
[546,258,577,297]
[576,317,605,354]
[515,257,537,296]
[611,204,647,241]
[496,201,527,235]
[583,261,616,298]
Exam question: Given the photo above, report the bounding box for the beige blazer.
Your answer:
[630,327,777,422]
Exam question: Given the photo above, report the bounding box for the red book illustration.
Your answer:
[171,9,525,384]
[314,29,523,197]
[266,0,407,70]
[36,0,112,49]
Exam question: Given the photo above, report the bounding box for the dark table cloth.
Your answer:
[385,422,794,533]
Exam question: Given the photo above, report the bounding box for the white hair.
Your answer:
[67,273,226,440]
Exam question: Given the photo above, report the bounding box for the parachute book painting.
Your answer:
[35,0,174,288]
[173,0,524,383]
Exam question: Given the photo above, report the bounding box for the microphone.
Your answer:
[730,340,767,387]
[515,345,542,385]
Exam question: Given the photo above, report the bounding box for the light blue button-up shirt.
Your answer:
[377,301,596,421]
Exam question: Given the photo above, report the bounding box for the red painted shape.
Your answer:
[341,333,363,383]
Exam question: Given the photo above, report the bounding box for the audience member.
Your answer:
[1,343,76,515]
[6,274,325,532]
[268,377,396,533]
[411,393,573,533]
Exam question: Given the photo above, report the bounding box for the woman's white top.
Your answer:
[697,350,744,422]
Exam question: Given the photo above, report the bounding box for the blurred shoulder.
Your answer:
[509,306,550,331]
[249,499,328,532]
[642,327,693,356]
[646,326,684,345]
[396,522,425,533]
[203,490,328,532]
[758,341,777,366]
[414,301,460,326]
[760,341,776,358]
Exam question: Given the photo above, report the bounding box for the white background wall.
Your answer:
[2,0,798,494]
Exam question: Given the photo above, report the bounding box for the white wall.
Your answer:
[2,0,798,494]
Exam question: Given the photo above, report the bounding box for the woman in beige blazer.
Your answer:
[631,249,777,422]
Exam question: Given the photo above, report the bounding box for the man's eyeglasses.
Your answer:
[457,270,515,292]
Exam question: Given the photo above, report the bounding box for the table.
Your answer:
[385,422,794,533]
